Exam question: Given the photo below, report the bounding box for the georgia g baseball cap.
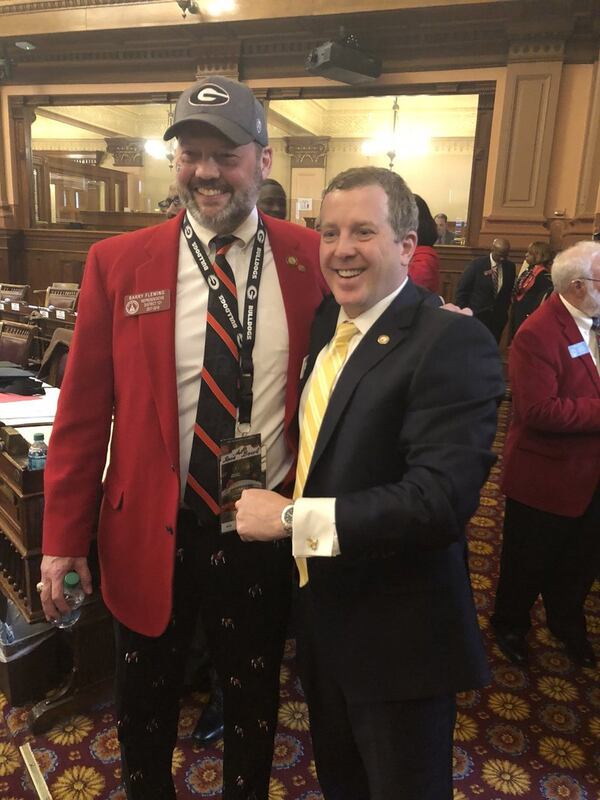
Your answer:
[163,76,268,146]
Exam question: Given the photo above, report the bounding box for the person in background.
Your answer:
[409,194,441,294]
[492,241,600,669]
[434,212,456,245]
[509,240,553,338]
[454,237,516,343]
[39,75,326,800]
[257,178,287,220]
[235,167,504,800]
[158,184,182,219]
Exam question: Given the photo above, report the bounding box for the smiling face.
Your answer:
[319,184,417,318]
[175,124,272,234]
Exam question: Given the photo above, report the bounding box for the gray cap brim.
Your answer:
[163,114,255,145]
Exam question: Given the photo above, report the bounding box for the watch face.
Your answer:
[283,505,294,529]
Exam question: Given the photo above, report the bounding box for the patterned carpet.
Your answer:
[0,400,599,799]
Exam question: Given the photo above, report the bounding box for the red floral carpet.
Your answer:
[1,400,599,800]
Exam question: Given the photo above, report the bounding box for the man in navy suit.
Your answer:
[235,167,504,799]
[455,238,516,342]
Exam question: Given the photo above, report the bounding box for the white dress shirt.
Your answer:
[292,279,408,558]
[175,208,291,498]
[559,294,600,371]
[490,253,504,292]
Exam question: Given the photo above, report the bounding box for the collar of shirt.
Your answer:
[335,277,409,340]
[559,294,593,336]
[185,206,259,252]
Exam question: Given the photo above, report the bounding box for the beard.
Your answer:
[177,160,263,235]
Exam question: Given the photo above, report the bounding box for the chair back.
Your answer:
[0,283,30,302]
[37,327,73,387]
[45,286,80,311]
[0,321,37,367]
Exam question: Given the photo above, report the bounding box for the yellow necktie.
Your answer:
[294,320,358,586]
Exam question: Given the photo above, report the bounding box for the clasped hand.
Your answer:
[235,489,289,542]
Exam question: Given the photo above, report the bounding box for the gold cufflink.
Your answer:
[307,537,319,551]
[377,335,390,345]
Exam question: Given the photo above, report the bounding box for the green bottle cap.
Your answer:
[33,433,45,441]
[64,571,80,588]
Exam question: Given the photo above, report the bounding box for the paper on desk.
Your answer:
[0,387,60,426]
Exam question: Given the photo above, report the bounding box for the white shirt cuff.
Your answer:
[292,497,340,557]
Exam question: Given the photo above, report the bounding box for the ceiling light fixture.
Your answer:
[144,104,177,168]
[175,0,236,19]
[361,97,431,167]
[176,0,199,18]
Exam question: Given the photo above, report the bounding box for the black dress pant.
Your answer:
[115,509,292,800]
[493,490,600,642]
[296,592,457,800]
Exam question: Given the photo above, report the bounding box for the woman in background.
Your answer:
[510,241,553,338]
[409,194,441,294]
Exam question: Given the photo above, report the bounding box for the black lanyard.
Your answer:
[182,212,266,427]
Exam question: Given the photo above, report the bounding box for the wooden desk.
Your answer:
[0,407,113,730]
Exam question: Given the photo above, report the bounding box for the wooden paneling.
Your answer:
[20,229,117,292]
[0,230,25,285]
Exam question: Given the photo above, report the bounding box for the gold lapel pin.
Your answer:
[377,335,390,345]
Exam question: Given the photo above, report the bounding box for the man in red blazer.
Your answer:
[493,241,600,668]
[39,76,326,800]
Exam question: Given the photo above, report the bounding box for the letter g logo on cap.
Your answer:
[190,84,230,106]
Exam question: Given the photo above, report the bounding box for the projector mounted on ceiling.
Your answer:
[305,33,381,85]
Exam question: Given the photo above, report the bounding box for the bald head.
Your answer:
[491,238,510,263]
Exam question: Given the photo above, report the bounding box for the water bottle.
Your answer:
[28,433,48,471]
[54,572,85,629]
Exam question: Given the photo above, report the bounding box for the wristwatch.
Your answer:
[280,503,294,536]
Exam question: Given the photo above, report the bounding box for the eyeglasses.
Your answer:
[575,277,600,283]
[158,196,182,212]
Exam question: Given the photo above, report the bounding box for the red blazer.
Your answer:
[502,292,600,517]
[42,211,326,635]
[408,245,440,294]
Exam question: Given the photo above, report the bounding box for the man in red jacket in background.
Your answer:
[492,241,600,668]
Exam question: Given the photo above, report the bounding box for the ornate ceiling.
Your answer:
[0,0,598,87]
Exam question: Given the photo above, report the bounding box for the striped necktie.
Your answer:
[293,320,358,586]
[184,235,239,523]
[592,317,600,373]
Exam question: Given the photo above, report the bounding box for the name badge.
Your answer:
[568,341,589,358]
[218,434,266,534]
[124,290,170,316]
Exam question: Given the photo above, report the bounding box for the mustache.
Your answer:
[185,180,232,193]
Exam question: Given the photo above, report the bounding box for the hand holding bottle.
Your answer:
[39,555,93,623]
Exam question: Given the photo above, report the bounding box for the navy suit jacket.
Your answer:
[299,280,504,702]
[455,254,516,342]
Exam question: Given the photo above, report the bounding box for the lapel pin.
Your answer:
[377,335,390,345]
